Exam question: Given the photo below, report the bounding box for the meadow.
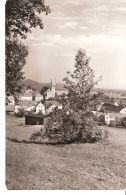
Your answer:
[6,115,126,190]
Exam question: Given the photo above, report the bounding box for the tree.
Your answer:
[6,38,28,96]
[42,49,108,143]
[27,85,32,90]
[40,86,49,95]
[63,49,103,112]
[6,0,51,96]
[6,0,51,39]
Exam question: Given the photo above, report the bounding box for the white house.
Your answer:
[105,113,115,125]
[14,105,21,114]
[58,104,62,109]
[120,107,126,114]
[35,101,45,114]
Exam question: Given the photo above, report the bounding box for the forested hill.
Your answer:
[23,79,66,92]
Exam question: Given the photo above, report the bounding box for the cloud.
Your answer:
[59,21,79,29]
[67,0,81,5]
[79,26,88,30]
[54,53,75,57]
[32,42,55,47]
[29,32,125,55]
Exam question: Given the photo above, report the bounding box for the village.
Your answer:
[5,78,126,128]
[3,0,126,191]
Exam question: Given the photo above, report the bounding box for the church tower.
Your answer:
[51,78,56,98]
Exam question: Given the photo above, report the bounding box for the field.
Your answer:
[6,115,126,190]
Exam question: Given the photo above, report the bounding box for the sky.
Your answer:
[23,0,126,90]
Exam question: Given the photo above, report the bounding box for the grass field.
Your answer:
[6,115,126,190]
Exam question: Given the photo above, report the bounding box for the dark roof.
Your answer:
[25,113,50,118]
[102,104,124,113]
[25,113,45,118]
[6,105,15,112]
[35,100,45,107]
[45,101,60,109]
[102,102,113,106]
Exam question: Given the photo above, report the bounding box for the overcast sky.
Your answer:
[23,0,126,90]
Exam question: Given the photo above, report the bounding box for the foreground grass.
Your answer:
[6,115,126,190]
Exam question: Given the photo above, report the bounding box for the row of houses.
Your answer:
[6,100,62,115]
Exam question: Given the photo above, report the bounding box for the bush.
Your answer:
[43,109,109,143]
[30,131,45,142]
[98,114,106,126]
[15,108,25,117]
[108,120,116,127]
[108,118,123,128]
[121,117,126,128]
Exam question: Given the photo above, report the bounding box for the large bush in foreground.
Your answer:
[44,109,108,143]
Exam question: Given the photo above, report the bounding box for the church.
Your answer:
[45,78,68,99]
[45,78,56,99]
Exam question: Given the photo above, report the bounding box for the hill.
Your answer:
[24,79,126,95]
[23,79,66,92]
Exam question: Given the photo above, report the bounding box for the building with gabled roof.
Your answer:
[6,105,15,114]
[120,107,126,114]
[35,101,45,114]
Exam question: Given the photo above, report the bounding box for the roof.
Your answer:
[6,105,15,112]
[25,113,48,118]
[107,112,126,119]
[21,92,32,97]
[45,101,60,109]
[102,104,124,113]
[19,100,36,107]
[35,100,45,107]
[56,91,68,95]
[35,93,43,97]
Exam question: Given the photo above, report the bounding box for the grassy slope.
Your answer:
[6,115,126,190]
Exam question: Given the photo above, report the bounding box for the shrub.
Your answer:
[98,114,106,126]
[44,109,109,143]
[121,117,126,128]
[30,131,44,142]
[15,108,25,117]
[108,120,116,127]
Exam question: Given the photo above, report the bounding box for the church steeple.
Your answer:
[51,78,56,98]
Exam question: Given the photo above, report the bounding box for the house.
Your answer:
[35,93,43,101]
[35,101,45,114]
[101,104,124,113]
[6,105,15,115]
[14,105,21,114]
[120,107,126,114]
[25,113,44,125]
[113,101,119,107]
[19,92,33,101]
[56,91,68,96]
[104,113,115,125]
[45,101,59,114]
